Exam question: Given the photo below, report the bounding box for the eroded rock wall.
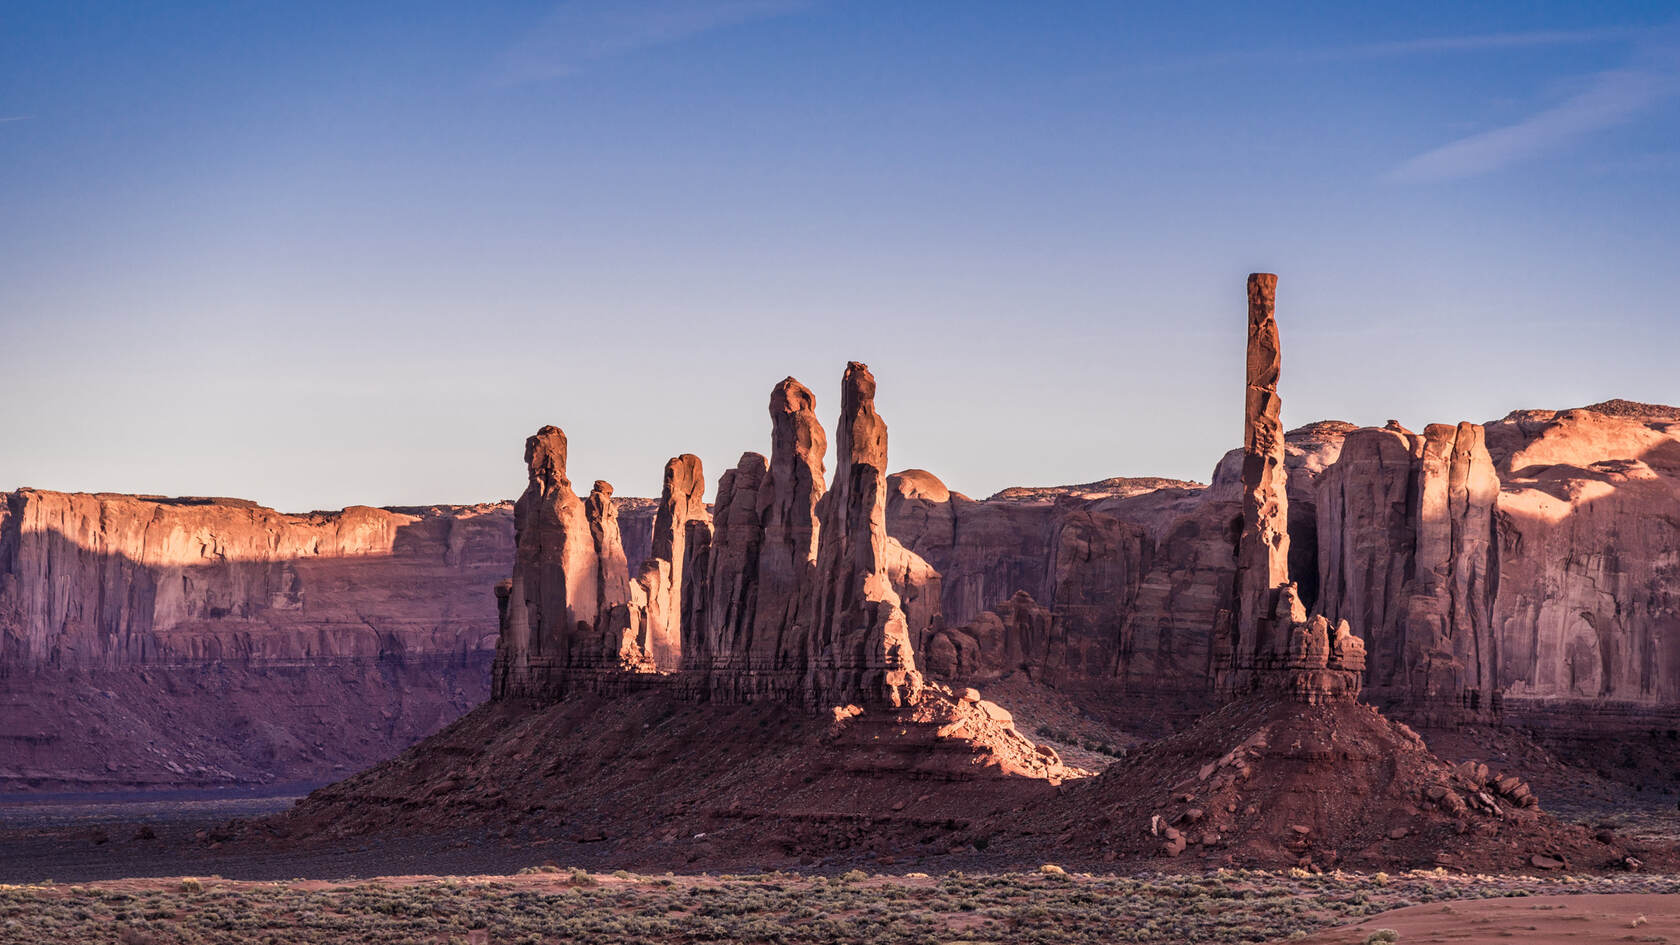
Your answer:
[0,488,511,789]
[1313,403,1680,725]
[1,490,508,670]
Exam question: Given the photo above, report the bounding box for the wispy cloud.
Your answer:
[1325,27,1633,60]
[1390,27,1680,182]
[494,0,814,85]
[1120,26,1628,76]
[0,116,31,123]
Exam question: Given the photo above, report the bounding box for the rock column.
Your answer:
[804,362,924,707]
[637,455,708,672]
[493,425,601,698]
[1232,273,1292,681]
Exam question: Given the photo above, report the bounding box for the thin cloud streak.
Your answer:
[1389,30,1680,182]
[1117,26,1629,77]
[494,0,814,85]
[0,116,32,123]
[1334,27,1633,59]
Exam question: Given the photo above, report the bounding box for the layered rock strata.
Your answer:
[1315,403,1680,723]
[0,489,510,788]
[889,427,1348,715]
[1,491,509,670]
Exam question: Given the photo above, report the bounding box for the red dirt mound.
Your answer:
[1008,696,1665,872]
[249,685,1067,868]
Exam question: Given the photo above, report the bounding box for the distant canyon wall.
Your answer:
[0,490,512,669]
[0,491,515,790]
[891,401,1680,732]
[5,397,1678,788]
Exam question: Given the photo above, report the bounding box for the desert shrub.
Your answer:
[1364,930,1400,944]
[178,878,202,894]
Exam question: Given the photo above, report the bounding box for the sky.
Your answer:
[3,2,1678,512]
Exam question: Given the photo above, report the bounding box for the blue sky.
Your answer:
[3,2,1678,511]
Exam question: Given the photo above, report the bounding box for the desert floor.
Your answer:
[3,866,1680,944]
[1293,891,1680,944]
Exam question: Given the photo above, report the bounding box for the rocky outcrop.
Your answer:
[503,366,934,709]
[1485,406,1680,719]
[0,488,510,789]
[586,482,632,620]
[681,379,826,701]
[1314,422,1498,715]
[493,426,603,697]
[639,454,708,672]
[1312,403,1680,726]
[1,490,509,671]
[494,430,711,698]
[885,428,1348,708]
[1217,274,1364,703]
[683,451,772,690]
[1232,272,1292,677]
[924,590,1055,682]
[803,363,924,707]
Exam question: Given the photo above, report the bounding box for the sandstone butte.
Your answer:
[262,277,1655,872]
[3,277,1680,800]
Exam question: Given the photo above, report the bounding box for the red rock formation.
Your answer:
[1229,272,1293,686]
[495,369,937,710]
[755,377,827,670]
[587,480,649,670]
[587,481,632,617]
[885,428,1347,712]
[804,363,925,707]
[1310,410,1680,724]
[494,426,602,698]
[1216,274,1365,703]
[681,379,825,701]
[924,590,1055,683]
[637,454,708,672]
[684,451,771,689]
[1486,406,1680,718]
[0,488,509,789]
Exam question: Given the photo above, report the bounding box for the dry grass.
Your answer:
[2,868,1678,944]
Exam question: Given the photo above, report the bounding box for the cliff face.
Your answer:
[1308,404,1680,726]
[0,489,512,790]
[893,401,1680,731]
[894,424,1346,709]
[9,393,1680,790]
[1486,406,1680,716]
[0,490,509,669]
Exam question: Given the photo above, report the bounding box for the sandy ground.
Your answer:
[1287,892,1680,944]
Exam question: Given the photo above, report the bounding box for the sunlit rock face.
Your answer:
[1485,405,1680,716]
[0,488,511,789]
[500,364,930,709]
[1309,402,1680,726]
[0,490,509,669]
